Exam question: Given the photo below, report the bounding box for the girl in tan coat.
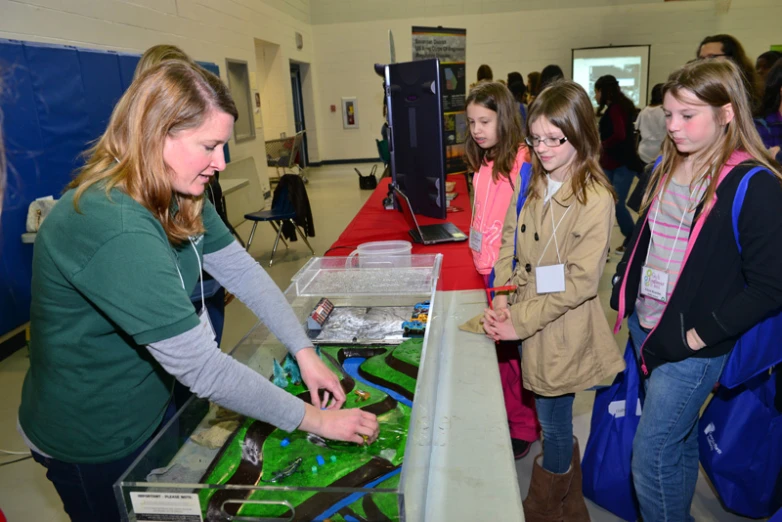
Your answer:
[483,81,625,522]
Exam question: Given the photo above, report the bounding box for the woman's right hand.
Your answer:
[298,403,379,445]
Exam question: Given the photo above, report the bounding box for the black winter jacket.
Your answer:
[610,159,782,375]
[272,174,315,241]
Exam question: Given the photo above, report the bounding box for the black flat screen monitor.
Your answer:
[385,58,446,219]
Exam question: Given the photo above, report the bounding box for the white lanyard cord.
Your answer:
[536,176,588,266]
[537,203,572,265]
[172,239,205,311]
[471,170,493,229]
[644,183,699,271]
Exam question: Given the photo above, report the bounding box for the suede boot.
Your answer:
[562,437,591,521]
[523,454,572,522]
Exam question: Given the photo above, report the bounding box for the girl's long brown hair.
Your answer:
[69,61,238,244]
[642,60,781,213]
[526,80,616,205]
[465,81,525,183]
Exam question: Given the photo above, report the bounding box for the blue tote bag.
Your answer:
[699,371,782,518]
[720,167,782,388]
[582,341,643,521]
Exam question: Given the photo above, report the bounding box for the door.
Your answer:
[290,63,308,166]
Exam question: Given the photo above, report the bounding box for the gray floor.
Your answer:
[0,164,759,521]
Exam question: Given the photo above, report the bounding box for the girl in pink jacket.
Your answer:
[465,81,538,459]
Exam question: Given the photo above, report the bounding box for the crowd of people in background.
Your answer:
[470,32,782,521]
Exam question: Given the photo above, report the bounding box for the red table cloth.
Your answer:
[326,177,485,291]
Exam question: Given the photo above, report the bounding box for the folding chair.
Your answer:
[244,177,314,267]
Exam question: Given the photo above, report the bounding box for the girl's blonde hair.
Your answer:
[69,60,238,244]
[526,80,616,204]
[465,81,524,183]
[134,44,193,80]
[642,60,781,212]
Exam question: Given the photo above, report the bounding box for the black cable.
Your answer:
[0,455,32,467]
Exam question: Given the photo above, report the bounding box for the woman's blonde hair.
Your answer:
[465,81,524,183]
[69,60,238,244]
[526,80,616,204]
[642,60,781,212]
[134,44,193,80]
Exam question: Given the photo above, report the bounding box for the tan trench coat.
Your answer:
[492,176,625,396]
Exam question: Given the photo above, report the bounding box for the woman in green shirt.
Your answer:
[18,60,378,522]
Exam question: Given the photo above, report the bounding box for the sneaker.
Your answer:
[615,244,626,253]
[512,438,532,460]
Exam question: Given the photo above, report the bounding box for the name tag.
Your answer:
[469,228,483,253]
[640,265,669,302]
[536,264,565,294]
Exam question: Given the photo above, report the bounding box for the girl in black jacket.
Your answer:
[610,60,782,521]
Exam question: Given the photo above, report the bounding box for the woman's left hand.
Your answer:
[686,328,706,351]
[296,347,346,410]
[482,308,520,342]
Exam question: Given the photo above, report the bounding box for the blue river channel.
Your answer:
[312,355,412,520]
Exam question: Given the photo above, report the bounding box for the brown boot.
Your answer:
[563,437,591,521]
[523,454,572,522]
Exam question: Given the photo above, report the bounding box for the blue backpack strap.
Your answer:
[732,166,769,254]
[653,155,663,172]
[512,162,533,272]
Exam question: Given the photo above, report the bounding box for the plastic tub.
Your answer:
[346,240,413,268]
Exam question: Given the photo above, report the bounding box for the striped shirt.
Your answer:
[635,178,707,329]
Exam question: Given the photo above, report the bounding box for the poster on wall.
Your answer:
[412,26,467,175]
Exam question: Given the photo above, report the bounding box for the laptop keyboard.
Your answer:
[421,226,454,241]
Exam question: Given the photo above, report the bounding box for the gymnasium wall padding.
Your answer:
[0,39,220,336]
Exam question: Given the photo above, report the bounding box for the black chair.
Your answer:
[244,176,314,267]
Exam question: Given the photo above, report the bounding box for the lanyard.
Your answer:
[471,170,494,229]
[535,176,587,266]
[172,238,205,311]
[644,182,700,271]
[537,203,572,265]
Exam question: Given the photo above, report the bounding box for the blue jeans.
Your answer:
[627,312,728,522]
[534,393,575,474]
[605,165,636,240]
[31,400,176,522]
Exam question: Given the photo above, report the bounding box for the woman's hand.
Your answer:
[299,404,379,445]
[482,308,519,341]
[296,347,346,409]
[686,328,706,351]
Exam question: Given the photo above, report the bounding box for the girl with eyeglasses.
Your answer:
[611,59,782,521]
[483,81,624,522]
[464,81,539,461]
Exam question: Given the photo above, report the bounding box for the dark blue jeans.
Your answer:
[534,393,576,474]
[605,165,636,241]
[31,400,176,522]
[627,312,727,522]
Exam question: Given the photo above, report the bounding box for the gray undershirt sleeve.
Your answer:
[147,321,305,432]
[203,241,313,355]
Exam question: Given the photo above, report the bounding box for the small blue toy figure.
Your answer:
[272,359,289,388]
[402,320,425,337]
[282,353,302,385]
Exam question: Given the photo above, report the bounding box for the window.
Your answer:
[225,59,256,143]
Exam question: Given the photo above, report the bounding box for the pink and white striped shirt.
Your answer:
[635,177,707,329]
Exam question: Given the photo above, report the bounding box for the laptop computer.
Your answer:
[393,184,468,245]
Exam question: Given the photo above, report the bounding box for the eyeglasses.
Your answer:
[525,136,569,148]
[699,53,727,60]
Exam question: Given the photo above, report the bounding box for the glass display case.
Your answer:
[115,255,444,522]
